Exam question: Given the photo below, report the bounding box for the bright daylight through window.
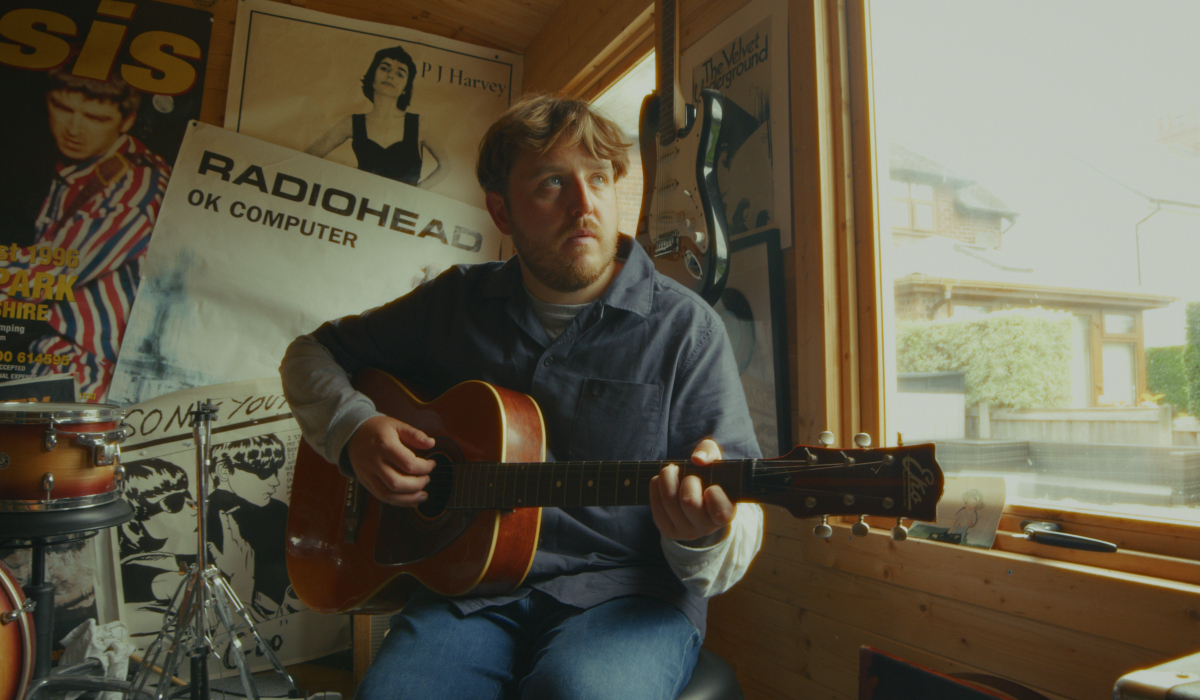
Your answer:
[873,1,1200,522]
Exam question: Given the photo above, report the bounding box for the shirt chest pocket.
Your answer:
[567,378,664,461]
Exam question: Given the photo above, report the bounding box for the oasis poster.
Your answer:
[0,0,211,401]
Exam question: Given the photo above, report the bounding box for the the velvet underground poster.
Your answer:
[682,0,791,248]
[225,0,521,208]
[107,122,504,406]
[0,0,211,402]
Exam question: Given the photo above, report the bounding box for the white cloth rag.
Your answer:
[58,619,137,700]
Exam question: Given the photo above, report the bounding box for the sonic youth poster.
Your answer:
[0,0,211,402]
[113,377,348,668]
[225,0,521,207]
[107,122,504,406]
[682,0,791,248]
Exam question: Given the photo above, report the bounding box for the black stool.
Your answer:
[677,648,743,700]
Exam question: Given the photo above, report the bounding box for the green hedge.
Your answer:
[897,308,1073,408]
[1185,302,1200,415]
[1147,345,1186,412]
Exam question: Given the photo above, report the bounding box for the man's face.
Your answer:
[486,144,620,303]
[46,89,135,162]
[221,465,280,507]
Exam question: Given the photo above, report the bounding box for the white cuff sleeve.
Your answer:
[660,503,763,598]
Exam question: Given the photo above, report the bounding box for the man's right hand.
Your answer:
[347,415,437,507]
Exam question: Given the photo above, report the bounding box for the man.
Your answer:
[10,68,170,400]
[206,435,292,620]
[280,95,764,699]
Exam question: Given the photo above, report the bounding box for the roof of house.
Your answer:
[890,235,1176,310]
[890,144,1018,218]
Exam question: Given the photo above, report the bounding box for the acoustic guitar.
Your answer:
[634,0,730,304]
[285,368,944,614]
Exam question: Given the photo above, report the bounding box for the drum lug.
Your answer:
[41,472,54,499]
[1,597,35,623]
[0,452,8,469]
[74,436,121,466]
[114,465,127,492]
[44,431,57,451]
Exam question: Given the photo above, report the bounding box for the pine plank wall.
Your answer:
[163,0,1200,697]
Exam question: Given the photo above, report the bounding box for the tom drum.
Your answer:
[0,403,131,512]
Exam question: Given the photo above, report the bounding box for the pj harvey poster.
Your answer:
[225,0,522,207]
[0,0,211,402]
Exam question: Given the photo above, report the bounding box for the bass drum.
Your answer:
[0,403,130,511]
[0,560,34,700]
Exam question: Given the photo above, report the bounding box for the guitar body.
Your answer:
[635,88,730,304]
[285,369,545,614]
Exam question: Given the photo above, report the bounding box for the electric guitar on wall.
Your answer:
[635,0,731,304]
[284,368,945,615]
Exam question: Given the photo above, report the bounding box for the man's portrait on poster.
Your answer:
[0,65,170,400]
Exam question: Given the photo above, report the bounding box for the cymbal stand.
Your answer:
[126,401,299,700]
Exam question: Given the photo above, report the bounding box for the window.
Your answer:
[889,180,935,234]
[871,0,1200,524]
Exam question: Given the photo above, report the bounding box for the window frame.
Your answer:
[837,0,1199,573]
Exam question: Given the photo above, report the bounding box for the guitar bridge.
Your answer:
[653,232,679,257]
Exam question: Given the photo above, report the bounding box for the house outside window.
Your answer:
[874,0,1198,520]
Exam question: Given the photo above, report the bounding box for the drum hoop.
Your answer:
[0,491,121,512]
[0,403,124,424]
[0,562,35,700]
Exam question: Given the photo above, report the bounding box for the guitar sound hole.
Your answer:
[417,456,454,518]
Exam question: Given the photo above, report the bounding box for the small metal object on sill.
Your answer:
[1015,520,1118,553]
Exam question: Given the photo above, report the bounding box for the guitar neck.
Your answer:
[443,460,748,510]
[657,0,686,144]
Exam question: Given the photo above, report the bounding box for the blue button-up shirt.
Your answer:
[283,237,760,634]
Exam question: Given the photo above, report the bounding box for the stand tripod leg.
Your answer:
[128,569,200,700]
[210,573,299,697]
[204,571,260,700]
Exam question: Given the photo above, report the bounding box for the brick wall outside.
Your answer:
[932,183,1003,247]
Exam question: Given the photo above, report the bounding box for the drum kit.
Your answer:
[0,401,297,700]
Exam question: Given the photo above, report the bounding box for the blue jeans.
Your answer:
[354,590,702,700]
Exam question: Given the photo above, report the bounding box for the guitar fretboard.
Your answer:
[657,0,678,146]
[441,460,747,510]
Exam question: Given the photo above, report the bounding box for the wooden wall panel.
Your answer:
[705,508,1200,699]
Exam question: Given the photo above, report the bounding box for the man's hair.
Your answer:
[476,95,631,195]
[47,66,141,117]
[210,434,286,487]
[361,45,417,111]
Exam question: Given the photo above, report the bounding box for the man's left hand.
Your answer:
[649,438,736,542]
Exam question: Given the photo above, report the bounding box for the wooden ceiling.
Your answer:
[192,0,753,124]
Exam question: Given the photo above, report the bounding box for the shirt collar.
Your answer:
[480,234,655,319]
[56,134,130,180]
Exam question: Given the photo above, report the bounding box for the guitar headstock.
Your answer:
[748,432,943,541]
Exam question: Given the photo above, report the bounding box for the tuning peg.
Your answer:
[818,431,835,446]
[850,515,870,537]
[891,518,908,541]
[853,433,871,448]
[813,516,833,539]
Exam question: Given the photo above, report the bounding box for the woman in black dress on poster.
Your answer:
[306,45,445,187]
